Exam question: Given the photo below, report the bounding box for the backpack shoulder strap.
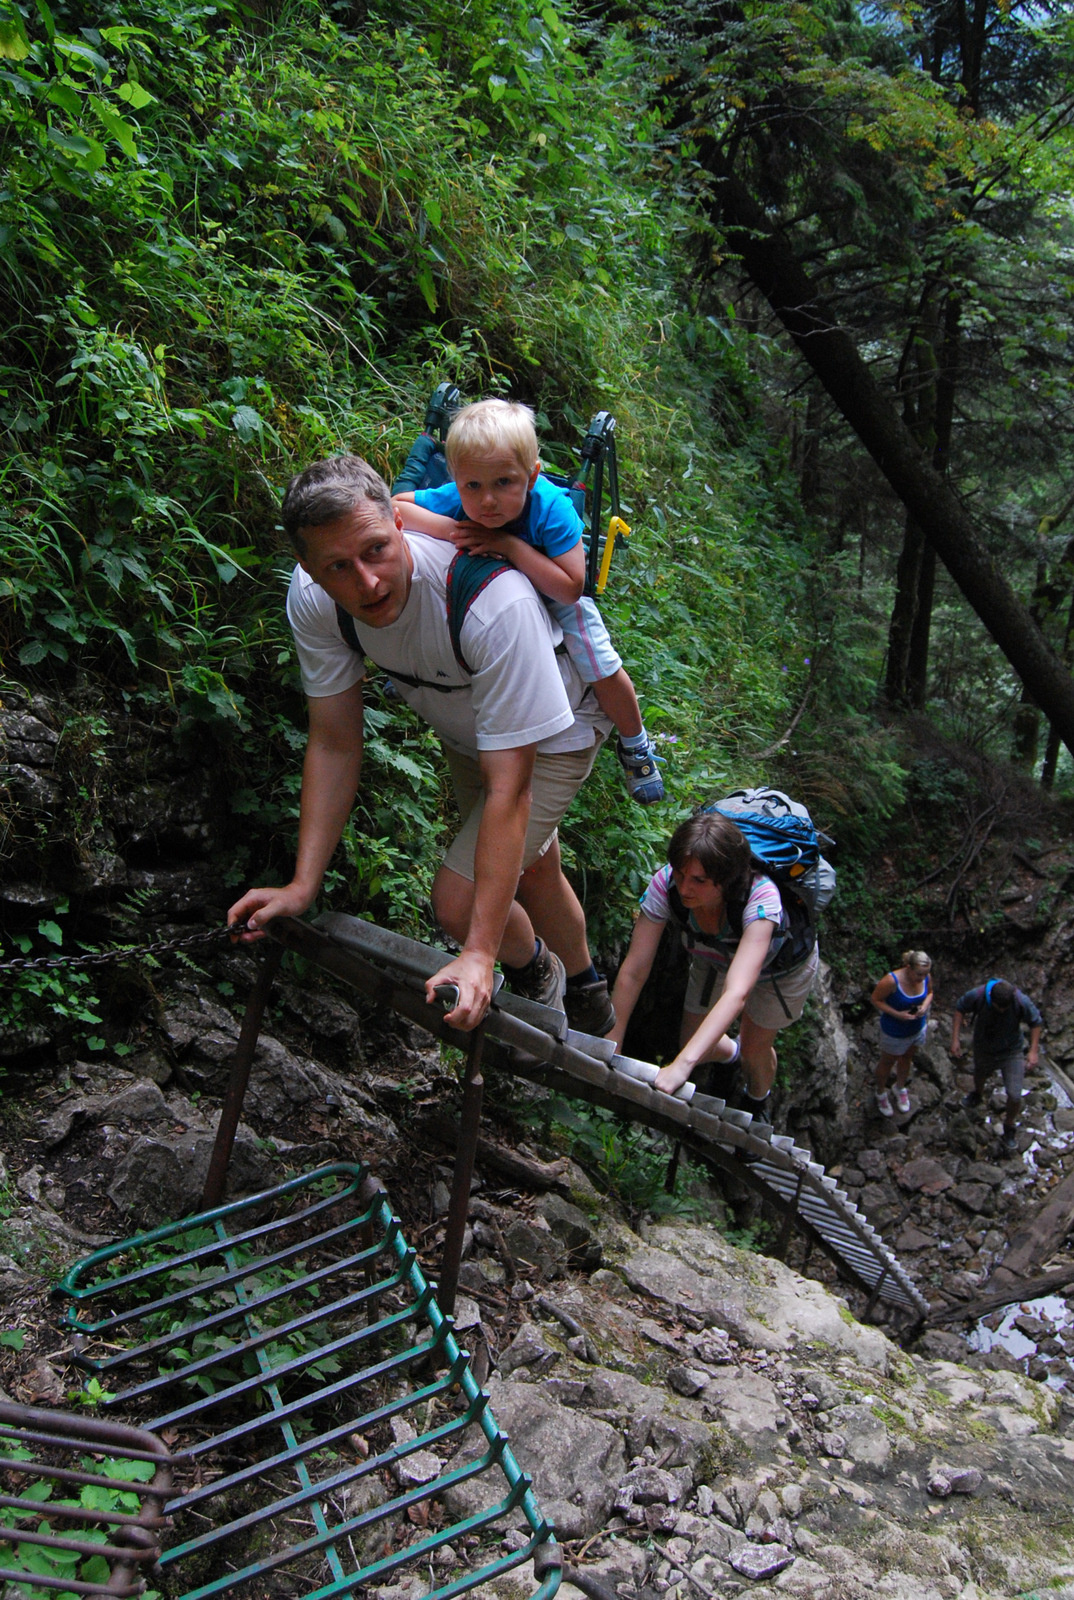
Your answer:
[336,602,361,655]
[446,551,514,674]
[334,599,464,695]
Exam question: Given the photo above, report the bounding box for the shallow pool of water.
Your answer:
[968,1293,1074,1387]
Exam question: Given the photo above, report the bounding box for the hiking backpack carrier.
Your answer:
[670,787,836,981]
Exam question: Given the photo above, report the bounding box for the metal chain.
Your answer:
[0,923,249,975]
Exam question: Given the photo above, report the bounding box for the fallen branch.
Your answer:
[989,1166,1074,1285]
[751,655,821,760]
[927,1263,1074,1325]
[424,1111,572,1194]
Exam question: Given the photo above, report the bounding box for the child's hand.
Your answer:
[453,523,515,560]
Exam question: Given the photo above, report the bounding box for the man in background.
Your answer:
[951,978,1042,1155]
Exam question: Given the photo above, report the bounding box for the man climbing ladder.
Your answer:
[229,454,617,1035]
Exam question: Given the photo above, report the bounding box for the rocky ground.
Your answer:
[5,687,1074,1595]
[0,949,1073,1600]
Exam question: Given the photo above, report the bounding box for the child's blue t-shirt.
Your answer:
[415,473,582,559]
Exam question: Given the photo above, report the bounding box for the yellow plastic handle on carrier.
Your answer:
[595,515,631,595]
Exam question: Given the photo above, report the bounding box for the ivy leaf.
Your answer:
[116,79,154,109]
[46,81,82,115]
[90,95,138,159]
[0,17,30,59]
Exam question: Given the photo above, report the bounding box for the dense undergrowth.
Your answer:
[2,0,1055,1061]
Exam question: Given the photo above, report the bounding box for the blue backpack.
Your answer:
[670,787,836,978]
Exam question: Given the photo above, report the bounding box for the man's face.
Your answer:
[454,450,539,529]
[297,503,413,628]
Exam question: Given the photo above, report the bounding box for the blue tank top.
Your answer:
[880,971,930,1038]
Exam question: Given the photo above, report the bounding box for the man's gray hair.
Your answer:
[281,455,393,549]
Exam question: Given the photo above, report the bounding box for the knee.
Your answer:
[432,867,473,941]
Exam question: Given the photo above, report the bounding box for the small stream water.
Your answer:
[965,1064,1074,1387]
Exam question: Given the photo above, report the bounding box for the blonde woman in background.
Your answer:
[870,951,932,1117]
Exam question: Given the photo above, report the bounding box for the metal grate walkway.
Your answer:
[55,1164,560,1600]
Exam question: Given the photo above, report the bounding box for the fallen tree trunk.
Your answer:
[424,1110,572,1194]
[928,1263,1074,1326]
[989,1167,1074,1286]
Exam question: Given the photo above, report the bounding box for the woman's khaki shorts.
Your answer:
[684,943,820,1031]
[441,738,604,882]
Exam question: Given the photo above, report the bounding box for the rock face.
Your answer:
[426,1209,1074,1600]
[445,1375,627,1539]
[779,960,852,1162]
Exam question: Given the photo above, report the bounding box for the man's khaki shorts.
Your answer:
[684,943,820,1032]
[441,737,604,882]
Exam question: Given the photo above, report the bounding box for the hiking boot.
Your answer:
[893,1086,911,1115]
[563,976,616,1037]
[876,1089,894,1118]
[740,1092,771,1126]
[505,938,566,1012]
[961,1089,982,1110]
[999,1127,1018,1155]
[616,735,665,805]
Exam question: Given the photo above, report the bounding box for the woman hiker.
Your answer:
[870,950,933,1117]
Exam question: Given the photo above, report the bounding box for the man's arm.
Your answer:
[228,683,365,936]
[1026,1023,1041,1069]
[425,743,535,1028]
[950,1009,965,1057]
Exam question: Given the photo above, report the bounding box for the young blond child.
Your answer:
[392,399,664,804]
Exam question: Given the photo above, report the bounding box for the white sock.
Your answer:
[619,727,650,751]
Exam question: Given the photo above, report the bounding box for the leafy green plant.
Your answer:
[0,1450,160,1599]
[125,1238,344,1401]
[0,906,104,1054]
[523,1094,707,1220]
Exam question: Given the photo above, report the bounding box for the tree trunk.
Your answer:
[1042,588,1074,788]
[907,542,936,707]
[886,515,926,705]
[703,159,1074,758]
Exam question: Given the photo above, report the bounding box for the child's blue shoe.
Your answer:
[616,733,665,804]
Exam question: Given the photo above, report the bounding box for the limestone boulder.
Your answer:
[824,1402,892,1469]
[443,1375,626,1539]
[106,1124,274,1224]
[636,1220,891,1369]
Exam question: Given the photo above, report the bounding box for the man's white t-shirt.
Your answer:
[286,531,611,757]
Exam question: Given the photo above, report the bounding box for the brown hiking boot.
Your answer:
[563,976,616,1037]
[505,938,566,1011]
